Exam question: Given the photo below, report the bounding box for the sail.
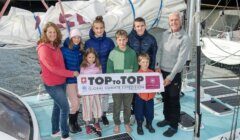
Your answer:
[0,0,186,46]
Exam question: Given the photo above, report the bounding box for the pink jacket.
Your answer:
[80,63,102,74]
[37,43,74,86]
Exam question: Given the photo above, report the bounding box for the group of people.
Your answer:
[37,11,191,140]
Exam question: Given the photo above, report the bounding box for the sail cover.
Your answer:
[201,37,240,65]
[0,0,186,47]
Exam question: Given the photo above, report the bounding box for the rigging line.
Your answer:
[0,0,10,20]
[33,14,42,37]
[206,0,231,33]
[151,0,163,28]
[128,0,135,20]
[202,0,222,22]
[206,36,240,56]
[35,0,49,38]
[207,28,227,33]
[40,0,49,10]
[58,0,70,34]
[204,48,240,66]
[208,14,221,33]
[201,4,237,9]
[222,0,231,11]
[236,0,240,22]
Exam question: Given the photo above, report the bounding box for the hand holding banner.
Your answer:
[77,72,164,95]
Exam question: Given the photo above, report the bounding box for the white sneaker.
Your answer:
[130,115,135,126]
[61,137,71,140]
[51,131,61,138]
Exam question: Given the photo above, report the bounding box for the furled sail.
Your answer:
[0,0,186,47]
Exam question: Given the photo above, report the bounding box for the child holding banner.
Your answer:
[85,16,115,125]
[135,53,156,135]
[107,29,138,134]
[80,48,102,135]
[128,17,158,125]
[61,28,84,133]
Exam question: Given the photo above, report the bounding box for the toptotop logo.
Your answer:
[81,76,144,85]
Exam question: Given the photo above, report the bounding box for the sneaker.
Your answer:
[85,125,92,134]
[156,120,169,127]
[130,115,135,126]
[163,127,177,137]
[101,115,109,125]
[51,131,61,138]
[94,123,102,131]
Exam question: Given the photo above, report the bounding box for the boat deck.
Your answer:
[23,78,240,140]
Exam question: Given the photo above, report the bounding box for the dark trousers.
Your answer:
[134,95,154,122]
[162,70,182,129]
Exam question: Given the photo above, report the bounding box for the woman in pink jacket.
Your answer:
[37,22,79,140]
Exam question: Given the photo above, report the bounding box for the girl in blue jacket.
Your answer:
[85,16,115,125]
[61,29,84,133]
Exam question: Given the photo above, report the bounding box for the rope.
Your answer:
[205,0,232,33]
[206,36,240,56]
[33,14,42,37]
[201,4,238,9]
[58,0,70,34]
[151,0,163,28]
[0,0,10,20]
[128,0,135,20]
[40,0,49,10]
[202,0,222,22]
[236,0,240,21]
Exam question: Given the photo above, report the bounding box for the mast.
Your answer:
[194,0,202,139]
[186,0,195,38]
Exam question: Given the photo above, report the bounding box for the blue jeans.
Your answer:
[44,84,70,137]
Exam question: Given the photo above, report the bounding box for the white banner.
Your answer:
[77,72,164,95]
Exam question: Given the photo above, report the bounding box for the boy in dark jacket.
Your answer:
[128,17,158,125]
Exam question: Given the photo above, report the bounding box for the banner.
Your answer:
[77,72,164,95]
